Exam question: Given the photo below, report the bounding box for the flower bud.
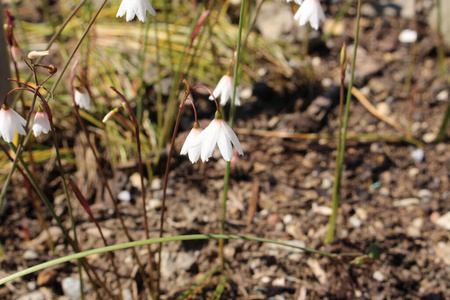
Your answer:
[28,50,50,60]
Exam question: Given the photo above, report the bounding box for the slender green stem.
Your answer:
[325,0,362,244]
[48,0,108,97]
[0,234,363,286]
[12,0,89,108]
[219,0,246,268]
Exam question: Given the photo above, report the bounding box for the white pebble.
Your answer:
[410,148,424,162]
[398,29,418,43]
[117,190,131,202]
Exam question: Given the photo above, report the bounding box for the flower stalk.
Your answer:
[325,0,362,244]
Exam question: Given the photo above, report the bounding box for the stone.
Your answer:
[417,189,433,201]
[422,133,436,143]
[349,216,362,228]
[435,242,450,265]
[436,211,450,230]
[376,102,391,115]
[373,270,385,282]
[146,199,162,211]
[393,198,420,207]
[129,173,147,189]
[117,190,131,202]
[16,291,45,300]
[436,90,448,102]
[398,29,418,43]
[23,250,38,260]
[311,204,332,216]
[62,277,82,300]
[150,178,162,190]
[410,148,424,162]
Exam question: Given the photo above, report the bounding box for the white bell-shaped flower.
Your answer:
[180,124,203,164]
[209,75,241,106]
[116,0,156,22]
[191,113,243,162]
[74,86,91,111]
[32,110,51,137]
[0,105,27,143]
[294,0,326,30]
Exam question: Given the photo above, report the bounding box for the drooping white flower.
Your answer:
[0,105,27,143]
[286,0,303,5]
[191,114,243,162]
[116,0,156,22]
[294,0,326,31]
[180,124,203,164]
[209,75,241,106]
[74,87,91,111]
[32,111,51,137]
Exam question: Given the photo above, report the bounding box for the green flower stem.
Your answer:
[0,234,363,286]
[325,0,362,244]
[219,0,246,268]
[48,0,108,97]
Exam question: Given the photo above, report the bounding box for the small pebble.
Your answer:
[410,148,424,162]
[393,198,420,207]
[62,277,82,300]
[16,291,45,300]
[436,211,450,230]
[422,132,436,143]
[117,190,131,202]
[267,214,283,227]
[311,204,332,216]
[23,250,38,260]
[146,199,162,211]
[283,214,293,224]
[398,29,418,43]
[376,102,391,115]
[151,178,162,190]
[373,270,385,282]
[417,189,433,201]
[349,216,362,228]
[436,90,448,102]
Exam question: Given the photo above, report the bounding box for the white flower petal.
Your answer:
[0,107,27,143]
[180,127,203,163]
[221,121,243,156]
[200,120,220,162]
[116,0,156,22]
[294,0,326,30]
[32,112,51,137]
[217,124,233,161]
[74,88,91,111]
